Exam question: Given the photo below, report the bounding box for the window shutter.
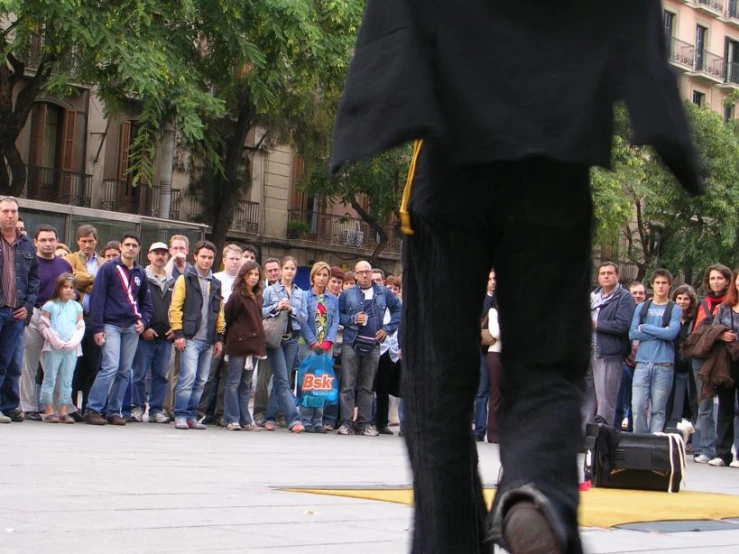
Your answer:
[118,120,131,181]
[59,110,76,171]
[28,103,47,168]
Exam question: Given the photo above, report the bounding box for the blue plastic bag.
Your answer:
[296,352,339,407]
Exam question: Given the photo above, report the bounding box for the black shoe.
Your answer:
[69,411,85,423]
[7,409,25,422]
[377,426,394,435]
[502,501,561,554]
[202,415,214,425]
[24,411,42,421]
[304,426,316,433]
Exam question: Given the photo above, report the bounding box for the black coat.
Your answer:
[331,0,701,196]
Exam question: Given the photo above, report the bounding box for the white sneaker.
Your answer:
[226,422,241,431]
[150,412,170,424]
[708,458,727,467]
[729,460,739,468]
[0,411,10,424]
[694,454,711,464]
[130,407,144,422]
[174,417,189,430]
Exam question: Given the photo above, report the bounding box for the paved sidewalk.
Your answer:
[1,423,738,553]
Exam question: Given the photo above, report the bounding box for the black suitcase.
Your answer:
[588,424,686,493]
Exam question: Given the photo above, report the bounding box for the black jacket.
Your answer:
[331,0,701,196]
[144,267,175,338]
[594,286,636,358]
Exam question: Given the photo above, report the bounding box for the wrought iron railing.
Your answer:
[695,49,726,80]
[287,210,402,254]
[21,165,91,207]
[230,201,260,234]
[667,37,695,69]
[101,179,156,215]
[696,0,725,12]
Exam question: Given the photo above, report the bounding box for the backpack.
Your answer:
[638,299,675,327]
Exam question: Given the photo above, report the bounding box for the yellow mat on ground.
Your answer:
[285,487,739,529]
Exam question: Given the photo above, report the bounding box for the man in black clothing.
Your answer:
[330,1,702,553]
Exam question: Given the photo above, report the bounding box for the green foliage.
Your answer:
[591,103,739,283]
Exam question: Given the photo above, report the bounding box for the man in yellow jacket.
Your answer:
[168,240,225,430]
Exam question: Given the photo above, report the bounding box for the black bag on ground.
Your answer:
[587,423,686,493]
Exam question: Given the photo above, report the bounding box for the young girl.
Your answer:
[223,262,266,431]
[39,273,85,423]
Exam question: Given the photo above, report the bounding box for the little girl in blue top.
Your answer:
[39,273,85,423]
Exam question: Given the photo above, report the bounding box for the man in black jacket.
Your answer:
[583,262,637,429]
[330,1,702,553]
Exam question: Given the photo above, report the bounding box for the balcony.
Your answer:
[695,0,725,15]
[692,49,726,83]
[287,210,402,256]
[726,0,739,26]
[14,33,79,75]
[667,37,695,72]
[189,200,259,234]
[101,179,157,215]
[146,186,182,219]
[20,165,91,207]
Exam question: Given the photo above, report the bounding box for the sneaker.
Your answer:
[187,419,206,430]
[730,460,739,468]
[708,458,727,467]
[0,411,10,424]
[502,500,561,554]
[84,411,107,426]
[174,417,189,430]
[107,415,127,426]
[7,409,24,422]
[360,425,380,437]
[694,454,711,464]
[150,412,170,424]
[129,407,144,423]
[226,422,241,431]
[336,423,353,435]
[377,426,394,436]
[24,411,42,421]
[291,423,305,434]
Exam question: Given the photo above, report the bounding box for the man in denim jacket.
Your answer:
[0,197,40,423]
[337,260,401,435]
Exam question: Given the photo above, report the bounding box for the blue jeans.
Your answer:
[613,364,634,431]
[223,355,255,426]
[299,405,324,428]
[132,339,172,415]
[474,352,489,439]
[666,371,692,429]
[40,350,77,407]
[86,324,139,417]
[175,339,213,419]
[692,358,717,458]
[632,362,674,434]
[0,307,24,413]
[265,338,300,428]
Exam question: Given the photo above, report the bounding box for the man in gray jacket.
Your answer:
[583,262,636,427]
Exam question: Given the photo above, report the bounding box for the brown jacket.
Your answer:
[64,251,105,301]
[224,290,265,358]
[684,324,738,400]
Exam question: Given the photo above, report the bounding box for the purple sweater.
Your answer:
[36,256,72,308]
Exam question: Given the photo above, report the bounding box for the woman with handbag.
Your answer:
[692,264,731,463]
[261,256,308,433]
[223,261,266,431]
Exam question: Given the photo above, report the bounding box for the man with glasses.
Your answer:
[0,197,39,423]
[84,233,152,426]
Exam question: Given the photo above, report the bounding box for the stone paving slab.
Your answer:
[1,422,738,554]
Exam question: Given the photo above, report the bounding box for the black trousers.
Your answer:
[402,146,591,554]
[715,362,739,464]
[374,351,401,429]
[71,315,102,411]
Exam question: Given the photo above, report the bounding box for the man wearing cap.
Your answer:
[130,242,175,423]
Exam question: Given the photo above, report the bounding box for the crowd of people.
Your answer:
[477,262,739,470]
[0,196,404,436]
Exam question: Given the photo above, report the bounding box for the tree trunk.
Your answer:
[0,143,27,196]
[350,197,387,266]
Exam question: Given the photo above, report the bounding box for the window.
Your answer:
[692,91,706,106]
[723,103,734,123]
[725,38,739,83]
[696,26,707,70]
[664,11,675,41]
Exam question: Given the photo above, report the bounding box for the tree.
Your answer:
[591,103,739,283]
[184,0,365,252]
[300,145,412,264]
[0,1,222,196]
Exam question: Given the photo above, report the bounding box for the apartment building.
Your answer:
[664,0,739,117]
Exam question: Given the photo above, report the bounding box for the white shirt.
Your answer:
[214,271,237,303]
[487,308,501,353]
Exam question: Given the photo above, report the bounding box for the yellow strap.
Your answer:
[399,139,423,236]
